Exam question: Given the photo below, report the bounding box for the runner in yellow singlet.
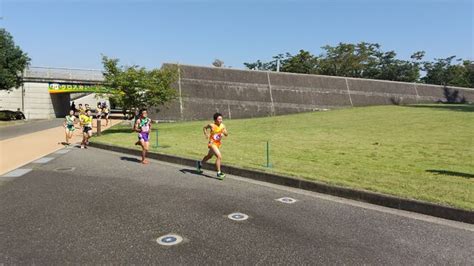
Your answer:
[80,109,93,149]
[77,103,85,116]
[196,112,228,179]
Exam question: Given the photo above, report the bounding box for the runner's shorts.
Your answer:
[138,132,150,142]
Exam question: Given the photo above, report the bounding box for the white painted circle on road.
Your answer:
[228,212,249,221]
[276,197,298,204]
[157,234,183,246]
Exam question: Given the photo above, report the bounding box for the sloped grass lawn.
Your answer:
[94,104,474,210]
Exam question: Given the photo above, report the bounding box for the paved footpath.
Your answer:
[0,146,472,264]
[0,119,121,176]
[0,119,64,141]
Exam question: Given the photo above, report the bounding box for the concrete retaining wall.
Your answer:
[2,65,473,120]
[154,64,474,121]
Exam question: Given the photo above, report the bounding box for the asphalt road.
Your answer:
[0,119,63,140]
[0,146,472,264]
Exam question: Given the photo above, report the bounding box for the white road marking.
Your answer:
[94,147,474,232]
[54,149,70,154]
[276,197,298,204]
[157,234,184,246]
[32,157,54,164]
[228,212,249,221]
[2,168,32,177]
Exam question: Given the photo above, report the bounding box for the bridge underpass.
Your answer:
[0,67,107,120]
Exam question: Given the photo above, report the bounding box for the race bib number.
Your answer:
[212,134,222,141]
[141,125,150,132]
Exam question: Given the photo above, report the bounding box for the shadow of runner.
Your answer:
[101,128,134,135]
[120,156,141,163]
[426,170,474,179]
[179,168,216,179]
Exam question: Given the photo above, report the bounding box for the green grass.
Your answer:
[94,104,474,210]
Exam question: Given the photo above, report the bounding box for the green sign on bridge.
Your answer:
[48,83,111,94]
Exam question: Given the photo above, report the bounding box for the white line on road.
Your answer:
[54,149,70,154]
[32,157,54,164]
[2,168,32,177]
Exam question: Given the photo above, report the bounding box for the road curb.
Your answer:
[89,142,474,224]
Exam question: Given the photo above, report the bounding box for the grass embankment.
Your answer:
[94,104,474,210]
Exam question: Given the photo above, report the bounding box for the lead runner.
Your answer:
[196,112,228,180]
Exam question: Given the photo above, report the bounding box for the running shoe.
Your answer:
[216,172,226,180]
[196,161,203,174]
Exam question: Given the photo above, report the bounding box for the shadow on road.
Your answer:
[179,168,216,179]
[120,156,141,163]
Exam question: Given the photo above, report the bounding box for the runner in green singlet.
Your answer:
[63,109,76,145]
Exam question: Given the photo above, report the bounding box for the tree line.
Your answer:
[244,42,474,88]
[2,28,472,114]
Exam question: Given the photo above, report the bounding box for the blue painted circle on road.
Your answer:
[163,237,177,243]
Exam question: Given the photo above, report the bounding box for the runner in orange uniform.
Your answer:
[197,113,228,179]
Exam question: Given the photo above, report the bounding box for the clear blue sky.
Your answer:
[1,0,472,70]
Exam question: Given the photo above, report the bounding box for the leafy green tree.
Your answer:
[244,54,289,71]
[316,42,423,82]
[102,56,179,114]
[243,60,267,71]
[280,50,318,74]
[0,29,30,91]
[422,56,471,87]
[242,42,474,88]
[463,60,474,88]
[367,50,424,82]
[212,59,224,67]
[318,42,381,78]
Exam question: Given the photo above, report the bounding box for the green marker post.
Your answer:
[265,141,272,168]
[154,128,159,148]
